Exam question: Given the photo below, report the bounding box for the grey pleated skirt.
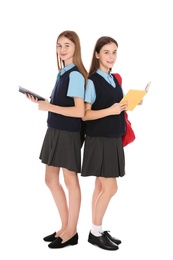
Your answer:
[81,136,125,178]
[39,128,81,173]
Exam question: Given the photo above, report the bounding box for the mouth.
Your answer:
[107,61,114,65]
[60,53,67,57]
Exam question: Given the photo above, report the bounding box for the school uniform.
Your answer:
[81,69,126,178]
[39,63,85,173]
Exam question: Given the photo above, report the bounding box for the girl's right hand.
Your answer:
[110,102,128,115]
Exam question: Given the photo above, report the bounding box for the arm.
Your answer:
[38,97,85,118]
[82,102,127,121]
[26,70,85,118]
[26,93,84,118]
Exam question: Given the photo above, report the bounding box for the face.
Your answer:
[56,36,75,66]
[96,42,118,73]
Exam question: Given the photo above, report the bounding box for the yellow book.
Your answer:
[120,81,151,111]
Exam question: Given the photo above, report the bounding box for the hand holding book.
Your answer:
[18,86,45,101]
[120,81,151,111]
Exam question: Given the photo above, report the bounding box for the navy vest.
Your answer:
[85,73,126,138]
[47,66,81,132]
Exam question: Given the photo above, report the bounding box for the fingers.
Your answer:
[138,99,143,105]
[121,102,128,111]
[111,102,128,115]
[26,93,38,103]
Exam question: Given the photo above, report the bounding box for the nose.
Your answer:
[109,53,114,59]
[61,45,68,52]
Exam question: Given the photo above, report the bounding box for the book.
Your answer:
[18,86,45,101]
[120,81,151,111]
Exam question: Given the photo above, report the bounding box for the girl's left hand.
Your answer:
[138,99,143,105]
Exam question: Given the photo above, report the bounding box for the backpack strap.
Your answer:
[113,73,122,86]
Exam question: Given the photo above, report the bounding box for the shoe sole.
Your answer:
[88,239,119,250]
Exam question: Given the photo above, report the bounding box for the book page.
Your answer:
[120,89,147,111]
[144,81,151,92]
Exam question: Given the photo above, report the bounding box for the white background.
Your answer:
[0,0,173,259]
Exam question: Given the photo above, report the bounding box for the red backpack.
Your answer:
[113,73,136,147]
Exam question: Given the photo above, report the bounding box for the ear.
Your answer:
[95,51,99,59]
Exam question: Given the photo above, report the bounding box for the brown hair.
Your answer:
[56,30,88,82]
[89,36,118,76]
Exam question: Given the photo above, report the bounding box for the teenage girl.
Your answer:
[81,36,127,250]
[26,30,88,249]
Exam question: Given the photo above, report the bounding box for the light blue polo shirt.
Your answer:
[85,69,118,104]
[57,63,85,99]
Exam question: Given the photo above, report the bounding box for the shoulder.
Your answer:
[70,70,84,80]
[86,78,95,88]
[112,73,122,85]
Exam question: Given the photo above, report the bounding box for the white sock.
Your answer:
[91,224,103,237]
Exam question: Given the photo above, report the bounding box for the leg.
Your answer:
[87,177,119,250]
[45,165,68,237]
[93,177,121,245]
[92,177,102,223]
[92,177,118,226]
[59,168,81,242]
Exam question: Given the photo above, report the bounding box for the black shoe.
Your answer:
[103,231,122,245]
[43,232,57,242]
[88,232,119,250]
[48,233,78,248]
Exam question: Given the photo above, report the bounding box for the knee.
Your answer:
[45,175,58,190]
[45,176,52,189]
[110,185,118,196]
[107,184,118,197]
[114,184,118,194]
